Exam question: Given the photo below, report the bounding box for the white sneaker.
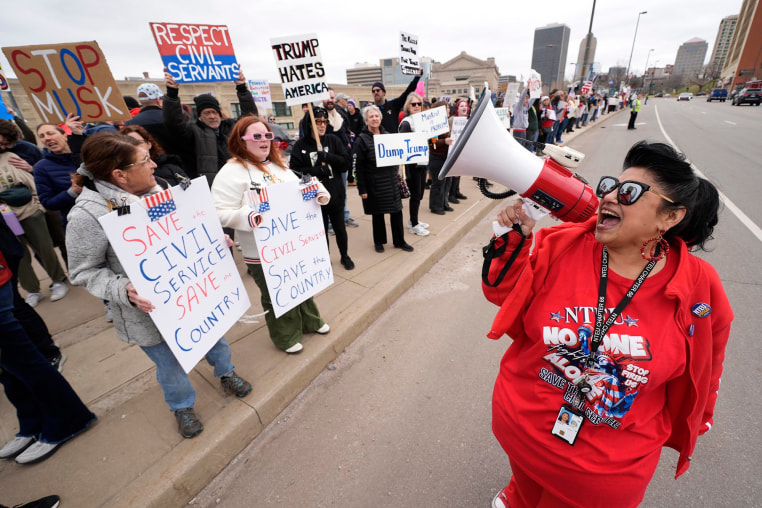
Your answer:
[407,220,430,229]
[316,323,330,334]
[15,441,59,464]
[0,436,35,459]
[284,343,304,354]
[25,292,43,308]
[49,282,69,301]
[409,224,430,236]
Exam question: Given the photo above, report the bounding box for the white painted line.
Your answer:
[724,120,736,125]
[654,105,762,243]
[613,123,647,127]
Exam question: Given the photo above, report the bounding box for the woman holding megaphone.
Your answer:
[486,141,732,508]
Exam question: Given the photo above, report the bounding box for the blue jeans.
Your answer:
[140,338,235,411]
[0,282,96,444]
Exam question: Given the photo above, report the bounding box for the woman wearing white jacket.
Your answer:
[212,116,331,355]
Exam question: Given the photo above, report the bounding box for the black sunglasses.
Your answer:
[596,176,675,205]
[372,88,382,93]
[410,102,422,107]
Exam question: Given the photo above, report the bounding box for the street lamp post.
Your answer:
[643,49,654,89]
[626,11,647,84]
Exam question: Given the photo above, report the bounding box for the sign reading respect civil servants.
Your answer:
[150,22,239,83]
[252,180,333,318]
[270,33,330,106]
[373,132,430,167]
[99,178,250,373]
[2,41,130,123]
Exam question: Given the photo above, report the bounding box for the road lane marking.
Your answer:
[724,120,736,125]
[655,105,762,243]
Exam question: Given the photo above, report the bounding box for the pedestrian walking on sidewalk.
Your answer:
[212,116,332,356]
[67,133,252,440]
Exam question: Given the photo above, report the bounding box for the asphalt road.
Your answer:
[192,100,762,508]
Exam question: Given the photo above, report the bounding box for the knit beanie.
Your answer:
[371,82,386,93]
[194,94,221,115]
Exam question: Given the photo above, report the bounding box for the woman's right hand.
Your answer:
[126,282,156,313]
[496,200,536,237]
[360,193,368,199]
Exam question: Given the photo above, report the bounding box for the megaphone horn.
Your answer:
[439,90,598,223]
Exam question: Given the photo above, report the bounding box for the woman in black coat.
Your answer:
[120,125,189,187]
[352,105,413,253]
[290,108,354,270]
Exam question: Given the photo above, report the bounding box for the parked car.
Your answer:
[677,93,692,101]
[707,88,728,102]
[696,91,707,96]
[732,88,761,106]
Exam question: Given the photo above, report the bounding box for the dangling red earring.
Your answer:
[641,230,669,261]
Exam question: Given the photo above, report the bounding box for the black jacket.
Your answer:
[125,105,195,176]
[153,153,190,187]
[352,126,402,215]
[378,75,420,134]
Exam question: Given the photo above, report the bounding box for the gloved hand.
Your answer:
[314,150,328,166]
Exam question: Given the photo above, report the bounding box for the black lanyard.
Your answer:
[585,246,657,368]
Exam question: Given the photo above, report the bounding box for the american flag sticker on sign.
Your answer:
[143,189,177,222]
[245,188,270,213]
[300,177,320,201]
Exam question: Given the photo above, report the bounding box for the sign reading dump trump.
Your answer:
[270,34,329,106]
[373,132,430,167]
[99,178,250,373]
[150,23,239,83]
[2,41,129,123]
[252,180,333,318]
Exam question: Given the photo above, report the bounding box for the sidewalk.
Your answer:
[0,108,622,507]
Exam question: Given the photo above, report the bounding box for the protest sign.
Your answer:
[449,117,468,144]
[373,132,430,168]
[505,82,520,105]
[0,63,9,90]
[248,79,273,113]
[581,80,593,96]
[410,105,448,137]
[528,70,542,99]
[494,107,511,128]
[98,177,250,373]
[399,32,421,76]
[270,34,329,106]
[252,180,333,318]
[150,23,238,83]
[2,41,129,123]
[0,94,12,120]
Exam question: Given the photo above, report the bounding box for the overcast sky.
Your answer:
[0,0,743,86]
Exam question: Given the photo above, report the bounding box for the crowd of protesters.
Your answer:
[0,67,633,469]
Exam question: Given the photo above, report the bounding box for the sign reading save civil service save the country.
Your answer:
[99,178,250,373]
[373,132,430,168]
[2,41,130,123]
[252,180,333,318]
[270,33,330,106]
[150,23,239,83]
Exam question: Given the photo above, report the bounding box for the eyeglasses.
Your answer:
[596,176,675,205]
[241,132,275,142]
[314,119,328,125]
[123,152,151,169]
[410,102,422,107]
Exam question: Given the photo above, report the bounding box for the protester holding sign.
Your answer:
[427,100,453,216]
[353,106,413,253]
[67,133,252,439]
[448,99,470,205]
[291,107,354,270]
[398,93,430,237]
[212,116,331,355]
[371,75,420,134]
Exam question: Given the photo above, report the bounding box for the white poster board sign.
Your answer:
[270,33,330,106]
[528,70,542,99]
[494,107,511,128]
[410,105,449,137]
[506,82,520,105]
[252,180,333,318]
[248,79,273,112]
[399,31,421,76]
[98,177,250,373]
[373,132,430,167]
[449,117,468,144]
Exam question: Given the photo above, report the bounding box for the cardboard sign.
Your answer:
[373,132,430,167]
[495,107,511,128]
[0,63,9,91]
[528,70,542,99]
[270,33,329,106]
[150,23,238,83]
[410,105,448,137]
[99,178,250,373]
[399,32,421,76]
[252,180,333,318]
[449,117,468,144]
[2,41,129,123]
[248,79,273,112]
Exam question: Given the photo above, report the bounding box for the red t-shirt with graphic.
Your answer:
[492,235,686,507]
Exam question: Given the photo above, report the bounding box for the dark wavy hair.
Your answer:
[120,125,166,160]
[623,141,720,250]
[227,115,285,170]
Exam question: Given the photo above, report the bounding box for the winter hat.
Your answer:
[347,99,357,107]
[194,94,221,115]
[541,95,550,102]
[371,82,386,93]
[137,83,162,101]
[123,96,140,109]
[311,106,328,119]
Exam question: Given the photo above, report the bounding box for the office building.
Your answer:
[722,0,762,89]
[672,38,709,81]
[709,15,738,75]
[531,23,571,92]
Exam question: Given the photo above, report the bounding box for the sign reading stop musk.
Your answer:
[98,177,250,373]
[150,22,239,83]
[2,41,129,123]
[270,33,330,106]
